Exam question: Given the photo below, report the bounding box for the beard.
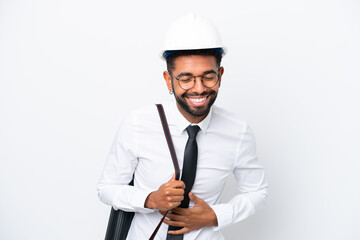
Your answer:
[173,90,218,117]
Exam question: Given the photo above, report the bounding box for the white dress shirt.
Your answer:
[97,99,268,240]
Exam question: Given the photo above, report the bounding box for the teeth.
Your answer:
[188,97,206,103]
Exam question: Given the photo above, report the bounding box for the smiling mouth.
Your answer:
[186,96,208,106]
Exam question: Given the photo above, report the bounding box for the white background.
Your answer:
[1,0,359,239]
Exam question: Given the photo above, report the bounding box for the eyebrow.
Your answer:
[177,69,217,78]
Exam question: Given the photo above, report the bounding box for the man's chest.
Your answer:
[134,127,237,204]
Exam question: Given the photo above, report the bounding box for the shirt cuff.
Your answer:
[130,188,156,213]
[110,187,155,214]
[210,203,234,231]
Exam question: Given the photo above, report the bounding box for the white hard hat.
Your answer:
[160,13,227,60]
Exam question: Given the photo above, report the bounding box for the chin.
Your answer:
[176,94,217,118]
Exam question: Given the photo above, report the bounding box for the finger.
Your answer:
[189,192,201,204]
[165,196,184,204]
[165,212,185,221]
[163,218,185,227]
[163,187,184,199]
[166,188,185,196]
[168,173,176,182]
[169,180,185,189]
[170,207,187,215]
[168,227,190,235]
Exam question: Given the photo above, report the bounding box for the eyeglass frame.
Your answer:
[168,68,222,90]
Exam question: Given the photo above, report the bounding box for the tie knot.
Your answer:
[186,125,200,139]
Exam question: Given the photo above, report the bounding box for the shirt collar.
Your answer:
[167,99,213,135]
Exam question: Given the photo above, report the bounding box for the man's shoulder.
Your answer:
[119,102,167,130]
[212,105,248,127]
[121,103,159,122]
[209,105,251,138]
[130,103,158,116]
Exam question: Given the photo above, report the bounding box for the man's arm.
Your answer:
[162,192,218,235]
[211,124,268,230]
[97,113,154,213]
[163,124,268,234]
[145,174,185,211]
[97,113,187,213]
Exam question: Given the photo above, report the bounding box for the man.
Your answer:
[97,14,268,240]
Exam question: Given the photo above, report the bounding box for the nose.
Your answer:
[191,76,206,93]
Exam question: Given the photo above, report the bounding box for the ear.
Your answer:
[217,67,224,88]
[163,71,173,92]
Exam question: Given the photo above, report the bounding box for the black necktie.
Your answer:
[167,125,200,240]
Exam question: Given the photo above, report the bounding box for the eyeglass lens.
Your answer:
[178,73,218,90]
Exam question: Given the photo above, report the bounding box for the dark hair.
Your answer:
[165,48,222,73]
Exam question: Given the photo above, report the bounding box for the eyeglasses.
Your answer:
[169,70,220,90]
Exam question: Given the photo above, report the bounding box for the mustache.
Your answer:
[182,90,216,98]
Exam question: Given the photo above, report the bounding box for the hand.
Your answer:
[161,192,218,235]
[145,174,185,211]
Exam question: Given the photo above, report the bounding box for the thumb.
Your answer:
[168,173,176,182]
[189,192,201,204]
